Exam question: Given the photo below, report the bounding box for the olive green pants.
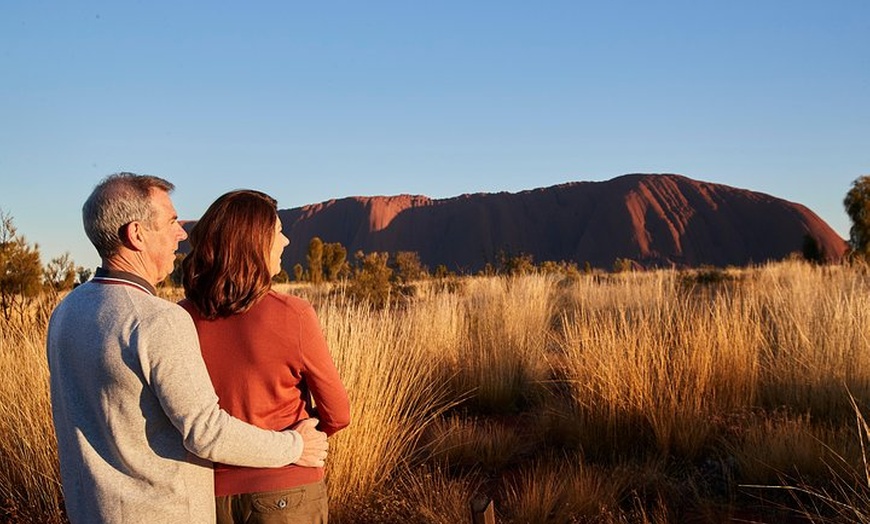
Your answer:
[215,480,328,524]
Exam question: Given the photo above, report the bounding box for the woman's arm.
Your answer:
[299,304,351,436]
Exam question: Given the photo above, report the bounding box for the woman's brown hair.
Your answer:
[182,190,279,319]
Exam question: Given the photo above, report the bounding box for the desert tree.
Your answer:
[43,252,76,292]
[293,263,304,282]
[612,257,635,273]
[540,260,581,278]
[348,251,393,308]
[272,268,289,284]
[844,175,870,258]
[497,249,535,275]
[391,251,428,283]
[0,210,44,320]
[307,237,324,285]
[433,264,451,279]
[322,241,348,281]
[77,266,93,285]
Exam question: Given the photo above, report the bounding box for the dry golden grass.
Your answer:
[422,415,531,474]
[448,275,556,413]
[555,270,764,459]
[0,300,65,523]
[731,411,859,485]
[5,260,870,522]
[753,264,870,421]
[392,465,485,524]
[499,458,629,523]
[316,296,460,511]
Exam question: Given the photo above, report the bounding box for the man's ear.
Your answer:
[121,221,147,252]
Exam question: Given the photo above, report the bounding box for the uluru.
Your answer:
[270,173,846,272]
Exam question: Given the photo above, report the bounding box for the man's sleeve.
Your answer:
[138,305,303,467]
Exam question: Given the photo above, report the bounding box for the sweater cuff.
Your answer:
[283,430,304,464]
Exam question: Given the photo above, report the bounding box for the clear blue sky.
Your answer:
[2,1,868,271]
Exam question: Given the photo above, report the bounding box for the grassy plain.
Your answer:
[3,260,870,523]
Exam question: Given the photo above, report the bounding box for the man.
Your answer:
[47,173,329,523]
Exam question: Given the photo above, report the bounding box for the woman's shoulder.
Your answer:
[175,297,200,318]
[264,289,315,315]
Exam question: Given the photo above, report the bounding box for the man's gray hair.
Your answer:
[82,173,175,258]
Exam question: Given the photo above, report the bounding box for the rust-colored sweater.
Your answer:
[180,290,350,496]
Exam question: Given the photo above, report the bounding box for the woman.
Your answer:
[180,189,350,524]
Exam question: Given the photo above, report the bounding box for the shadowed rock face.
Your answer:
[270,173,846,272]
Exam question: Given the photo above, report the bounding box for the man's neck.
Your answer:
[102,253,158,288]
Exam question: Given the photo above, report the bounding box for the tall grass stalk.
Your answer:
[742,393,870,523]
[500,458,628,523]
[754,264,870,421]
[393,465,483,524]
[318,295,460,510]
[456,275,556,412]
[556,270,762,459]
[423,415,530,474]
[0,313,65,523]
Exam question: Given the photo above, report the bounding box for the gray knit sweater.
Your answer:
[47,274,303,523]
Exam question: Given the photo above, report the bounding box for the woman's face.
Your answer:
[269,217,290,277]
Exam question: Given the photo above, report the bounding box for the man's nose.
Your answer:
[176,222,188,241]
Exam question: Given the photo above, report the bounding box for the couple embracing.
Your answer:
[47,173,350,523]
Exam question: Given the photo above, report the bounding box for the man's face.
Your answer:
[141,189,187,284]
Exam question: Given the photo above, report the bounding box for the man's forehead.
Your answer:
[149,188,178,217]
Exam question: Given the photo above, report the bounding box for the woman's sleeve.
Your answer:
[299,304,351,436]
